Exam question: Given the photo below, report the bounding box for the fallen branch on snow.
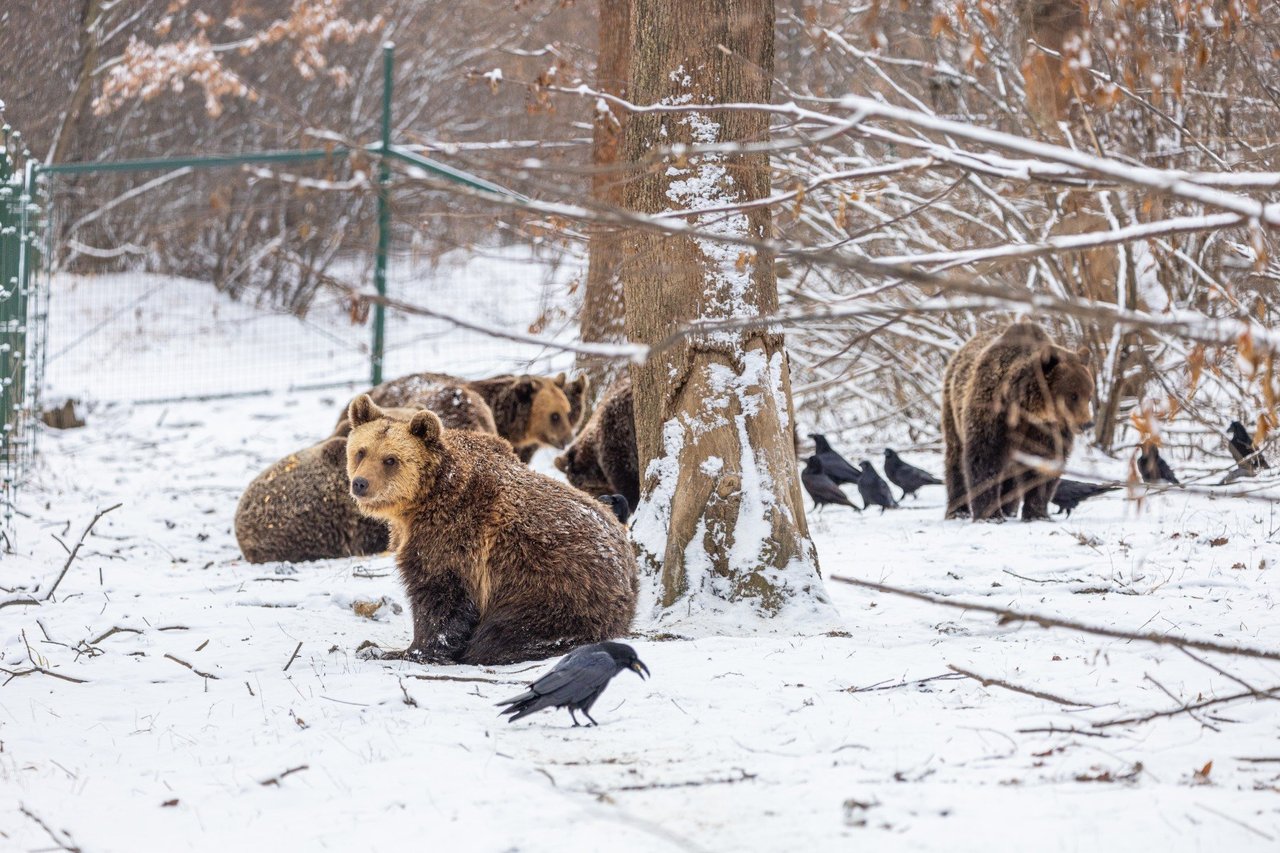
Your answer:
[829,576,1280,662]
[948,665,1096,708]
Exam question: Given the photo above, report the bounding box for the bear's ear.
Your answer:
[408,409,443,444]
[552,372,567,387]
[570,374,589,394]
[512,378,536,403]
[348,394,383,428]
[1076,346,1092,367]
[320,436,348,465]
[331,417,353,438]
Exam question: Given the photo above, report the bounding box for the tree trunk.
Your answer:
[49,0,103,164]
[577,0,632,400]
[621,0,830,623]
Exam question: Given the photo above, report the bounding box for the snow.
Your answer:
[5,270,1280,851]
[43,246,581,402]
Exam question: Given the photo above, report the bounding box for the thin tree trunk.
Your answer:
[49,0,103,165]
[577,0,632,399]
[621,0,828,621]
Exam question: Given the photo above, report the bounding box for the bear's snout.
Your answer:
[351,477,369,497]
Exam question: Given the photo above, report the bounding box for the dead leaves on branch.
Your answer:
[94,0,384,117]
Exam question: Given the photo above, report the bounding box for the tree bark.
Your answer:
[621,0,828,621]
[577,0,633,399]
[49,0,103,165]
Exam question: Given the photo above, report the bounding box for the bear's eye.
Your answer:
[550,412,561,424]
[383,456,397,467]
[355,449,366,462]
[1070,393,1080,404]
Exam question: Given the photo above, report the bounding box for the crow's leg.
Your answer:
[582,709,599,727]
[569,708,581,727]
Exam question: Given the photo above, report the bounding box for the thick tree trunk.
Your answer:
[577,0,632,400]
[621,0,829,622]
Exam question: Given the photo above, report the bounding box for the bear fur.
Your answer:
[359,372,575,462]
[339,380,496,435]
[555,375,639,508]
[345,394,638,666]
[942,321,1095,521]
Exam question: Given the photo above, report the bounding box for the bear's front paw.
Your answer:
[404,646,456,665]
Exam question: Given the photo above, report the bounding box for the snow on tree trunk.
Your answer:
[621,0,834,629]
[577,0,632,399]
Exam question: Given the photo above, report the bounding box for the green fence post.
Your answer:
[371,42,394,387]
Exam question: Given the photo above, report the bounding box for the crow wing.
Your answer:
[817,449,860,484]
[802,472,858,508]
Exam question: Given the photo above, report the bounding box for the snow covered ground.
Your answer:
[4,272,1280,852]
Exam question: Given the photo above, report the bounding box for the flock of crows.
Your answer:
[489,422,1272,728]
[800,420,1273,519]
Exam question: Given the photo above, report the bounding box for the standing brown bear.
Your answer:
[345,395,637,665]
[942,321,1094,521]
[356,371,578,463]
[555,375,639,509]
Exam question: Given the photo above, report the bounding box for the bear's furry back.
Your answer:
[396,428,638,665]
[557,376,639,508]
[235,437,388,563]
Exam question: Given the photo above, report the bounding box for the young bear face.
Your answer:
[346,395,443,519]
[520,379,575,449]
[1034,347,1095,434]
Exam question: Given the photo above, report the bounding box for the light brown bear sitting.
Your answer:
[235,407,413,564]
[238,393,498,564]
[942,321,1094,521]
[356,371,579,463]
[345,394,637,665]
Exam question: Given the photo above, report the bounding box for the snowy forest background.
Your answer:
[6,0,1279,462]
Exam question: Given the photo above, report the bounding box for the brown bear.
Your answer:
[358,371,575,463]
[235,407,409,563]
[345,394,638,665]
[555,371,591,430]
[555,376,639,508]
[942,321,1094,521]
[337,380,496,435]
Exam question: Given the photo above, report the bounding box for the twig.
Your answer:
[90,626,142,645]
[43,503,123,602]
[844,671,966,693]
[948,665,1096,707]
[164,653,220,680]
[0,597,42,611]
[1178,647,1277,700]
[406,673,516,684]
[610,768,757,792]
[283,641,303,672]
[1094,684,1280,729]
[1016,726,1111,739]
[18,805,81,853]
[829,576,1280,662]
[259,765,309,787]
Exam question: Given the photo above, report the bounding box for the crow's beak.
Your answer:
[630,660,649,680]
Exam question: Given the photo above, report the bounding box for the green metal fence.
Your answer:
[1,115,41,532]
[0,43,556,534]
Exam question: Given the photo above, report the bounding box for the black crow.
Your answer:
[809,433,860,485]
[1050,478,1119,517]
[801,457,861,512]
[882,448,942,499]
[1227,420,1270,473]
[496,641,648,727]
[857,461,898,512]
[598,494,631,525]
[1137,445,1178,485]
